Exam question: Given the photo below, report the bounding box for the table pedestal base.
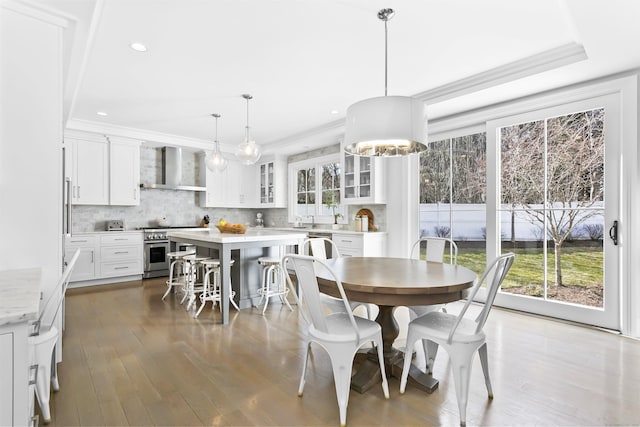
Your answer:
[350,305,439,394]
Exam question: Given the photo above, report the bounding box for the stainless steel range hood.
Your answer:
[140,147,206,191]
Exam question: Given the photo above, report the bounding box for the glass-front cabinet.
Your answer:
[257,155,287,208]
[259,161,274,204]
[341,144,386,204]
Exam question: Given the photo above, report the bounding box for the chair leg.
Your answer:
[478,342,493,398]
[162,259,179,300]
[399,327,421,394]
[51,348,60,392]
[298,342,312,396]
[448,343,479,427]
[279,267,293,311]
[262,265,274,314]
[374,337,390,399]
[423,339,440,375]
[326,345,356,427]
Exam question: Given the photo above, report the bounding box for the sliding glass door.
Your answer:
[487,94,620,329]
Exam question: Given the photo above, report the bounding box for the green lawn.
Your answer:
[444,245,603,290]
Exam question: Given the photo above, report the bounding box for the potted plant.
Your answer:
[325,190,342,229]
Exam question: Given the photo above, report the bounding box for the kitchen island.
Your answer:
[167,228,306,324]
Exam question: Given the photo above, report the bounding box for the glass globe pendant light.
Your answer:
[235,93,261,165]
[205,113,228,172]
[344,8,427,157]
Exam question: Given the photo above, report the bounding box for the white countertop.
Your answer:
[168,228,308,243]
[267,227,386,235]
[0,268,41,326]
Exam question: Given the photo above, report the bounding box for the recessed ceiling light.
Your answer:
[96,111,108,116]
[129,42,147,52]
[330,110,339,115]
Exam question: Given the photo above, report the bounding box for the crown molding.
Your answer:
[65,118,215,152]
[416,42,587,104]
[1,0,72,27]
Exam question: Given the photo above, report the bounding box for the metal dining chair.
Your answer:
[400,252,515,427]
[282,254,389,427]
[30,249,81,423]
[302,237,372,319]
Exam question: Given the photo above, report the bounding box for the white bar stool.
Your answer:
[256,256,292,314]
[162,249,196,301]
[182,255,211,311]
[195,258,239,318]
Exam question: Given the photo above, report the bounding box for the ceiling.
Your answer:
[37,0,640,156]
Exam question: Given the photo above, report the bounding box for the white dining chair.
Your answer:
[404,236,459,362]
[410,236,458,264]
[30,248,81,423]
[399,252,515,427]
[302,237,372,319]
[282,254,389,427]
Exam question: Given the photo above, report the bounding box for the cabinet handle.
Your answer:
[72,239,88,243]
[114,238,127,241]
[114,251,128,254]
[29,320,41,337]
[30,415,40,427]
[29,364,38,385]
[133,188,137,200]
[342,240,352,243]
[91,251,94,263]
[78,185,80,198]
[114,266,129,270]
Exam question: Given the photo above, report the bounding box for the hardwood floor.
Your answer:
[44,278,640,426]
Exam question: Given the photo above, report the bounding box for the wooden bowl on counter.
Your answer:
[216,224,247,234]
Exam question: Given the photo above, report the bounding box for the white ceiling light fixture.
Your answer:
[129,42,147,52]
[205,113,228,172]
[235,94,261,165]
[96,111,108,116]
[344,8,427,157]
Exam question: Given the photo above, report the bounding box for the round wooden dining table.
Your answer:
[315,256,477,394]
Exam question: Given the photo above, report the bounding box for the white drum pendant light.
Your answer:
[344,8,427,157]
[235,93,261,165]
[205,113,228,172]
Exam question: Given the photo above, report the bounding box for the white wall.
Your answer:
[0,2,64,333]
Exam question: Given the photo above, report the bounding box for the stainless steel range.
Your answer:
[142,226,198,278]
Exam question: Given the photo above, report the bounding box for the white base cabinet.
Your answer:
[0,322,35,427]
[66,232,143,286]
[332,232,387,257]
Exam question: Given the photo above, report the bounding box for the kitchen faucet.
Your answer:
[307,215,315,228]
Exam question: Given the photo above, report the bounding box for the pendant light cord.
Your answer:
[242,94,252,141]
[384,17,388,97]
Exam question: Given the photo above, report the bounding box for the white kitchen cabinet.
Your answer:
[0,323,35,427]
[67,135,109,205]
[99,233,143,278]
[109,137,140,206]
[65,235,98,281]
[200,156,256,208]
[332,232,387,257]
[341,144,386,204]
[257,155,287,208]
[66,232,142,286]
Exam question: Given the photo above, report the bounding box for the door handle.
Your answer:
[609,220,618,245]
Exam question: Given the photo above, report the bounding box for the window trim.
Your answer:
[288,153,346,225]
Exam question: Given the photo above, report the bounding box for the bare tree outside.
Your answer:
[500,108,605,286]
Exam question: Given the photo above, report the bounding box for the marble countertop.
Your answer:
[168,228,308,243]
[266,227,386,235]
[0,268,41,326]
